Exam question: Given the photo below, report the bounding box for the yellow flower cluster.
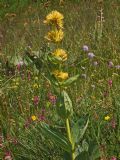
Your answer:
[44,10,64,28]
[44,11,64,43]
[44,11,68,82]
[52,49,67,62]
[53,70,68,81]
[45,29,64,43]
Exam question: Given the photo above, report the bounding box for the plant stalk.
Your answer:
[66,118,75,160]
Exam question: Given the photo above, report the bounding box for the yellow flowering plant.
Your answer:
[41,11,88,160]
[25,10,87,160]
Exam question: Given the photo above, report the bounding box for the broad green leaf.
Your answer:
[61,74,80,86]
[40,122,72,153]
[57,97,67,119]
[71,116,89,144]
[57,90,73,119]
[63,90,73,117]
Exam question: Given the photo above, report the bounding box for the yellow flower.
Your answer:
[33,83,39,89]
[52,49,67,61]
[53,70,68,81]
[31,115,37,121]
[44,10,64,28]
[45,29,64,42]
[104,115,110,121]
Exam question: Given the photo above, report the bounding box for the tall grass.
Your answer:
[0,0,120,159]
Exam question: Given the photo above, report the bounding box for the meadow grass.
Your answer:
[0,0,120,159]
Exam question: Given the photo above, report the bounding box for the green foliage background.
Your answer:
[0,0,120,159]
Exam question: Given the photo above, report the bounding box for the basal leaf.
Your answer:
[40,122,72,153]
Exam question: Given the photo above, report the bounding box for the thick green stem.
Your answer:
[66,118,75,160]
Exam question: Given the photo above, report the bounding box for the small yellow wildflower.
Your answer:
[44,10,64,28]
[33,83,39,89]
[52,49,67,61]
[45,29,64,42]
[31,115,37,121]
[53,70,68,81]
[104,115,110,121]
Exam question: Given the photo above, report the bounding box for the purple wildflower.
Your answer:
[83,45,89,52]
[47,93,57,105]
[33,96,39,106]
[111,156,117,160]
[88,52,95,59]
[108,79,112,87]
[17,61,24,71]
[4,151,12,160]
[110,119,116,129]
[38,109,46,121]
[39,115,45,121]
